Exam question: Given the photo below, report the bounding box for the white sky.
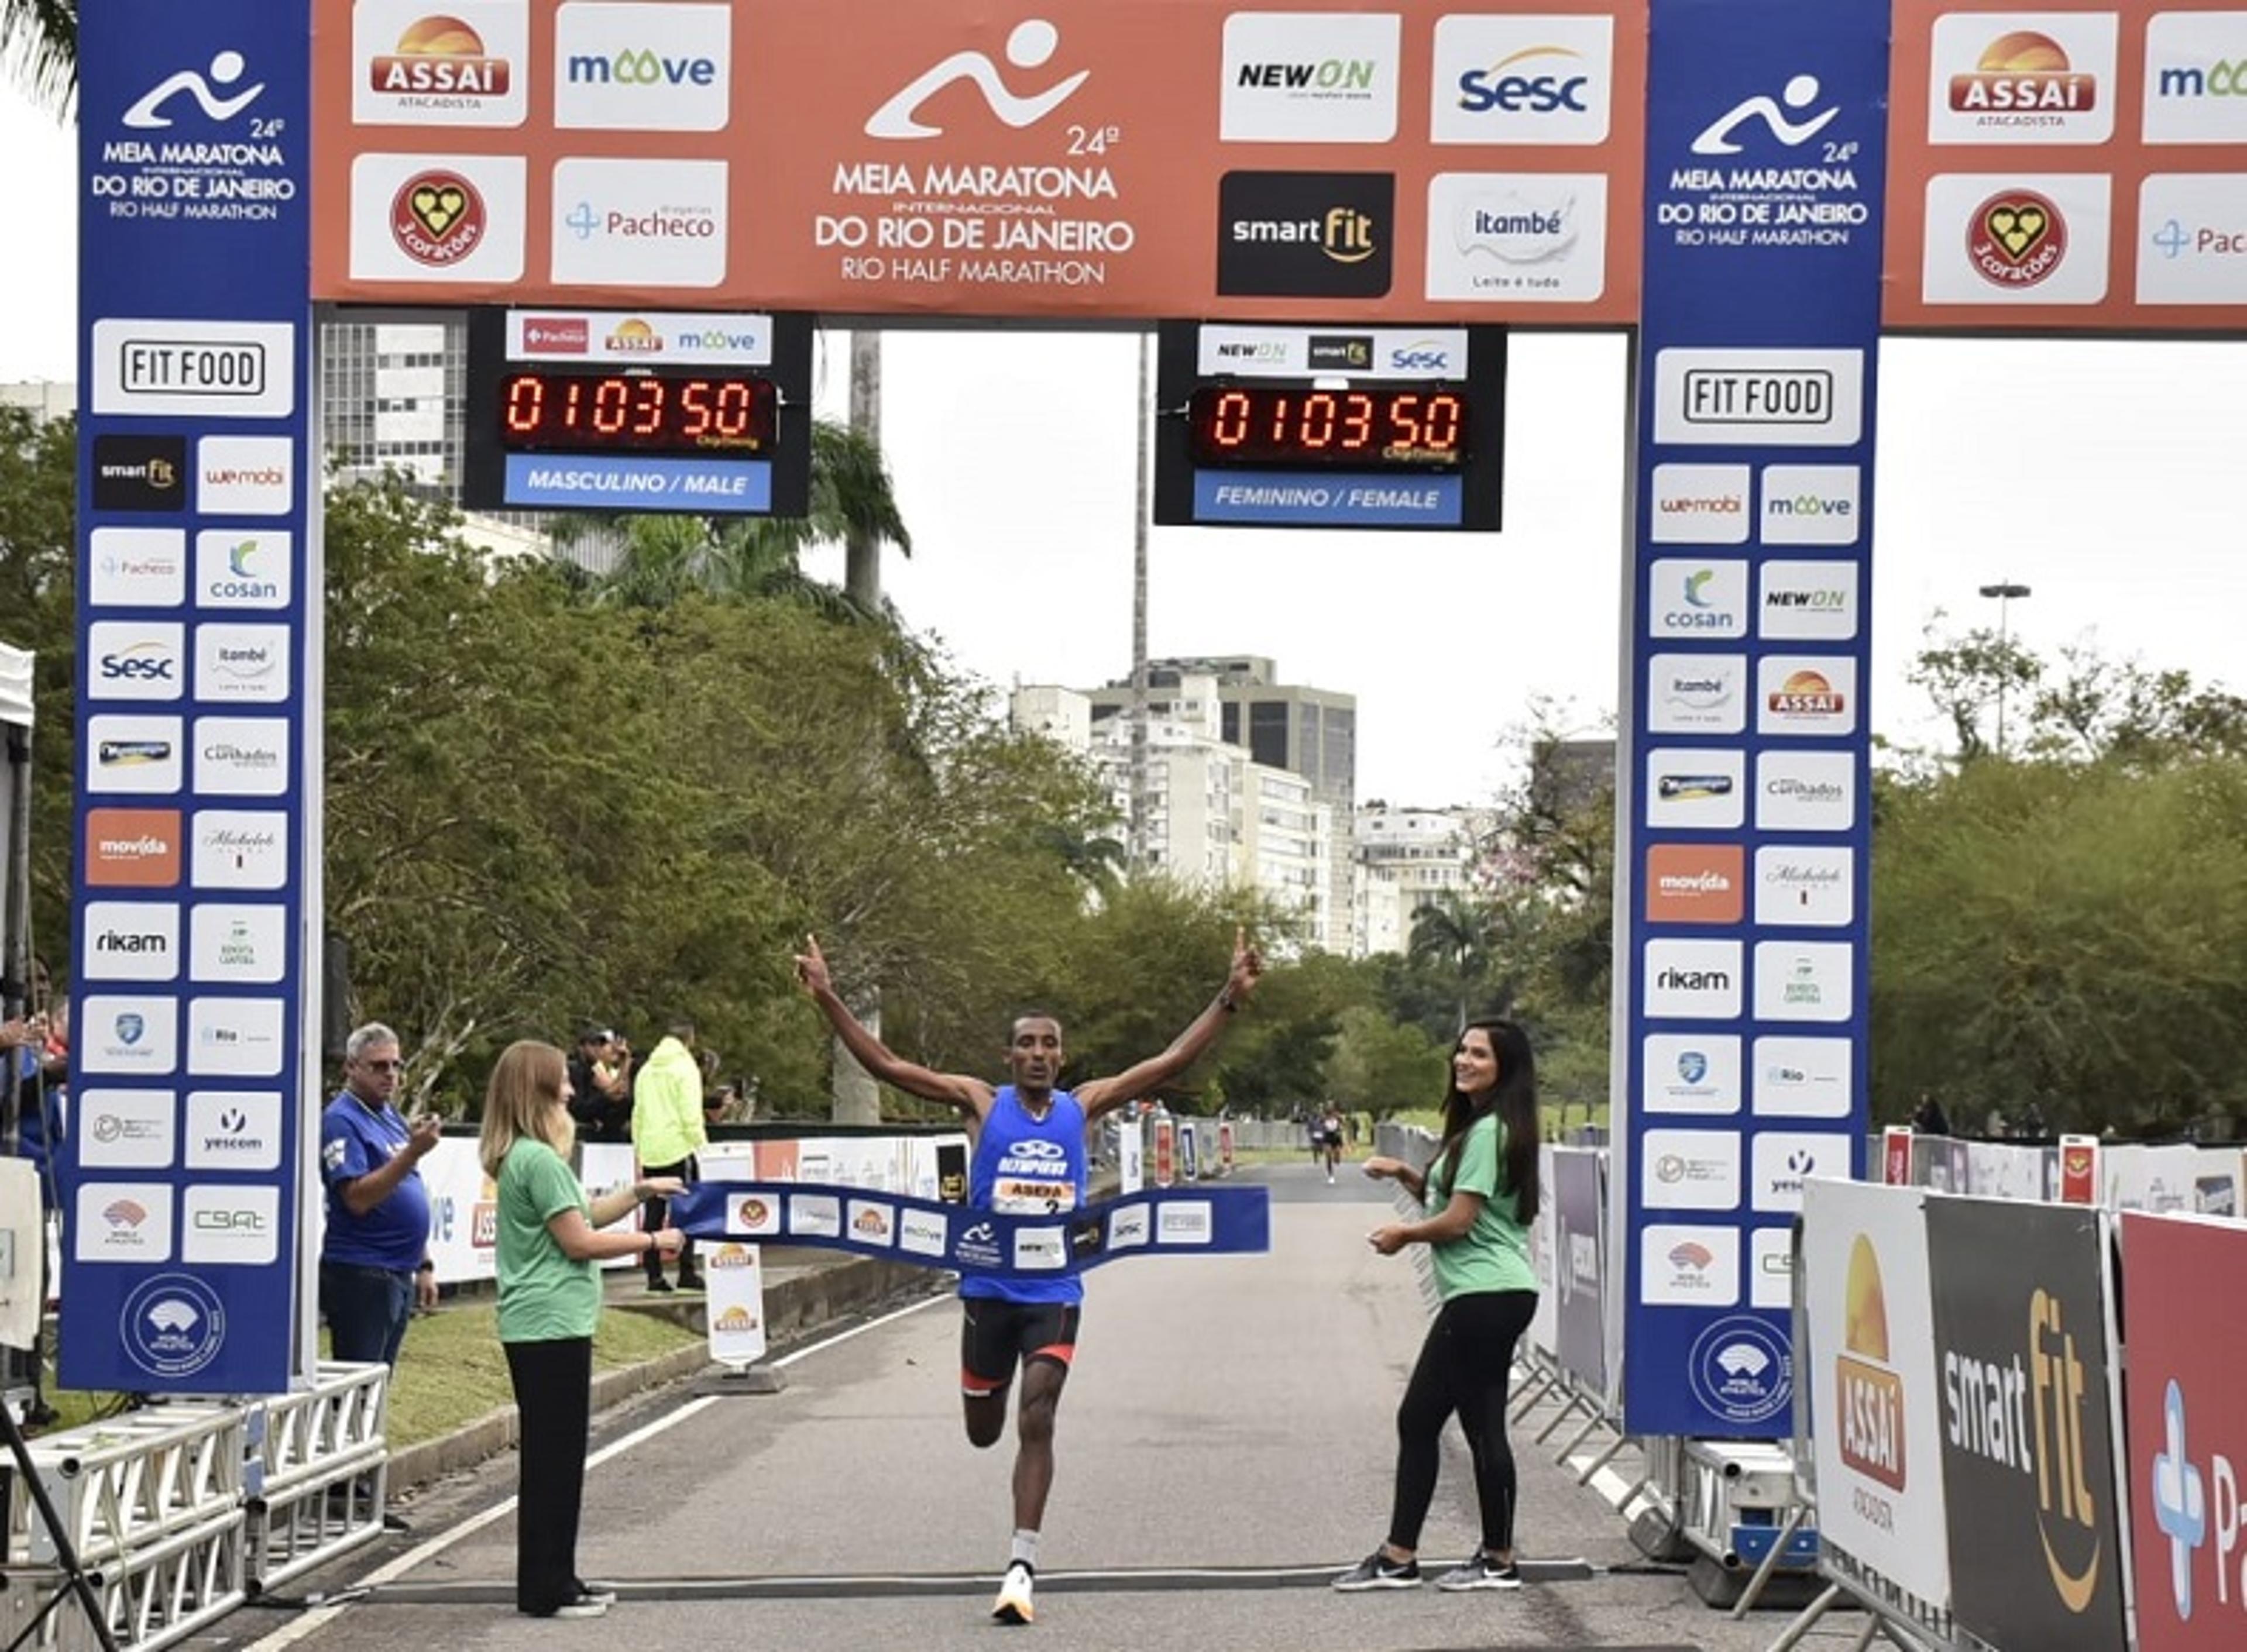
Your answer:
[8,88,2245,807]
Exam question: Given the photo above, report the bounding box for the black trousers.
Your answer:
[504,1336,592,1615]
[640,1156,699,1279]
[1387,1289,1539,1555]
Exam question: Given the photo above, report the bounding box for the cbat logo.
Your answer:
[372,15,510,97]
[1691,73,1839,156]
[1968,189,2069,288]
[1950,30,2096,118]
[865,18,1088,139]
[391,168,487,265]
[122,50,264,129]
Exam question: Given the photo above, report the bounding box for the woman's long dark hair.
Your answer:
[1430,1019,1540,1222]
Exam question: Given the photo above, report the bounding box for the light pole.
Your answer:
[1977,580,2032,755]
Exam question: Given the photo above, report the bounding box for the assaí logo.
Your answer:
[1839,1234,1907,1497]
[1944,1286,2105,1612]
[370,14,511,100]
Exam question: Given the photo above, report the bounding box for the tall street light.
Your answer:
[1978,580,2032,754]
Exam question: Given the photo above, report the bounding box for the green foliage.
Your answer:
[1324,1004,1447,1115]
[0,405,78,962]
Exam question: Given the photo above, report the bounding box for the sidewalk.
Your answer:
[387,1246,940,1495]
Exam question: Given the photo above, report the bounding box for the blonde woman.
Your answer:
[479,1040,683,1619]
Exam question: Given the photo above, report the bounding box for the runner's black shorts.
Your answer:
[960,1298,1081,1395]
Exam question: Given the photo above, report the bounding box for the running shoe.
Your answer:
[1435,1553,1521,1591]
[1332,1551,1421,1590]
[992,1560,1036,1625]
[573,1581,620,1606]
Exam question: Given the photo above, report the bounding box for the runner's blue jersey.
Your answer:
[962,1085,1088,1305]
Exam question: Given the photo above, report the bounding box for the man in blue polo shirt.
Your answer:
[319,1022,439,1371]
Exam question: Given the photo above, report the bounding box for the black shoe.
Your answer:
[572,1582,619,1607]
[674,1272,705,1292]
[381,1512,413,1534]
[1333,1550,1420,1591]
[645,1276,675,1294]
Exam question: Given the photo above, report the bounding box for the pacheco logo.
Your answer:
[1968,189,2067,288]
[1839,1233,1907,1492]
[390,167,488,266]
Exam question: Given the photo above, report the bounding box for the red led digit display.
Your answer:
[499,370,778,454]
[1188,386,1468,469]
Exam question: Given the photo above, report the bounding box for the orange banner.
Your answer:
[1884,0,2247,331]
[311,0,1646,323]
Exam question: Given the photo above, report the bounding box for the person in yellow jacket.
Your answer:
[631,1020,707,1292]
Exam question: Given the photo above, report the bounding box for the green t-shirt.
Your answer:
[1424,1113,1538,1301]
[496,1137,601,1343]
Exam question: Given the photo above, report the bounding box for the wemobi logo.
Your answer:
[1646,844,1744,925]
[84,807,182,887]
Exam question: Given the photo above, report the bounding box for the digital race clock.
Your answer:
[1187,384,1467,470]
[498,370,778,455]
[463,309,813,516]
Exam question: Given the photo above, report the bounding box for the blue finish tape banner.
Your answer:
[672,1182,1270,1276]
[66,0,315,1395]
[1617,0,1888,1438]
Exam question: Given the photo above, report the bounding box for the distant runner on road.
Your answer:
[793,927,1263,1626]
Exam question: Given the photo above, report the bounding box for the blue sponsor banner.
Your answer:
[68,0,313,1395]
[502,452,775,511]
[1619,0,1888,1438]
[1192,470,1462,527]
[671,1182,1270,1275]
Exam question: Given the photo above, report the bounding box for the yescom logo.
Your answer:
[1838,1234,1907,1491]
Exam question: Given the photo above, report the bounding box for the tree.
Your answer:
[2,0,74,109]
[1324,1005,1447,1116]
[0,406,78,962]
[1407,890,1494,1034]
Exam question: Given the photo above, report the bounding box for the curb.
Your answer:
[387,1254,939,1495]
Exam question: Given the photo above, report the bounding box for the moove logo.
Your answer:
[1751,1035,1853,1119]
[1645,747,1744,831]
[1221,12,1399,144]
[1759,463,1860,547]
[555,1,733,132]
[88,527,187,608]
[1642,1127,1742,1213]
[1643,1031,1742,1116]
[1644,938,1743,1020]
[354,0,528,126]
[1753,940,1854,1024]
[1430,13,1612,145]
[2145,11,2247,145]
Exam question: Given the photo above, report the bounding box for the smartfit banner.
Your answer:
[1925,1197,2127,1652]
[2121,1212,2247,1652]
[1801,1179,1953,1640]
[1618,0,1888,1439]
[68,0,315,1395]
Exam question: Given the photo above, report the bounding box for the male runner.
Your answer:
[793,928,1263,1625]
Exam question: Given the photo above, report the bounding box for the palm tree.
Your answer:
[554,418,910,617]
[1408,890,1495,1035]
[2,0,75,110]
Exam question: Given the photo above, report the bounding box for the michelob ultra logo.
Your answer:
[1839,1233,1906,1491]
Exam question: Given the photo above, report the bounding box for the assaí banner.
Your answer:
[1925,1196,2128,1652]
[2121,1212,2247,1652]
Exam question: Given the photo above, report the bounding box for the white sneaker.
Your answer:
[992,1560,1035,1625]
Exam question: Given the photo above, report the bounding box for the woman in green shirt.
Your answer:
[1334,1018,1542,1595]
[477,1040,684,1619]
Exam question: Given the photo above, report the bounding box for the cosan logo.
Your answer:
[1232,205,1379,264]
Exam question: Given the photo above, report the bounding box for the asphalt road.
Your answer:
[208,1162,1861,1652]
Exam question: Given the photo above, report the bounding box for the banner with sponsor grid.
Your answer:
[67,0,317,1395]
[1616,0,1887,1439]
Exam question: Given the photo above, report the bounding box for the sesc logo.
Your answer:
[551,157,729,287]
[2145,12,2247,145]
[555,1,733,132]
[1221,12,1400,144]
[1930,14,2115,144]
[1217,171,1393,298]
[88,622,185,703]
[1431,14,1613,146]
[1644,938,1743,1021]
[355,1,528,126]
[1647,652,1746,735]
[88,527,187,609]
[1424,172,1606,302]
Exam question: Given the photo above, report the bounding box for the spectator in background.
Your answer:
[631,1020,706,1293]
[480,1040,683,1619]
[565,1027,633,1143]
[704,1081,743,1130]
[1909,1093,1951,1136]
[1,958,67,1427]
